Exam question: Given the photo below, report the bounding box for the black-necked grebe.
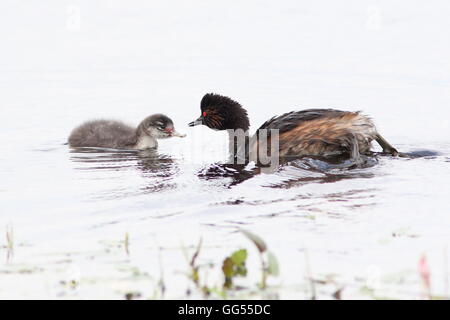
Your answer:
[188,93,398,163]
[69,114,185,150]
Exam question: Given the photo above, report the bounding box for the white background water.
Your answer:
[0,0,449,299]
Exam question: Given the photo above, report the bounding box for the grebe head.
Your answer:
[138,114,185,139]
[188,93,250,131]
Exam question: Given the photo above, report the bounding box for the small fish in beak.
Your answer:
[171,130,186,138]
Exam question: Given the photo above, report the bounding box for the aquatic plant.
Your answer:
[5,225,14,263]
[241,230,279,289]
[182,238,212,297]
[222,248,248,289]
[124,232,130,256]
[180,231,279,298]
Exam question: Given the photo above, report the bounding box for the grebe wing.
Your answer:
[257,109,346,133]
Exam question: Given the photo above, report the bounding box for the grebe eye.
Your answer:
[202,111,207,117]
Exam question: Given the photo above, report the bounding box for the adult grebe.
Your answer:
[188,93,398,164]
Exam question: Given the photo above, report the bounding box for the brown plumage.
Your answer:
[256,110,382,158]
[189,93,398,164]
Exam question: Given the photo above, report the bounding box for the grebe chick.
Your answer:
[69,114,185,150]
[188,93,398,163]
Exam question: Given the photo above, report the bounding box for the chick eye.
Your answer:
[155,121,165,130]
[202,111,207,117]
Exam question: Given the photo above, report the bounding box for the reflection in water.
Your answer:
[137,149,179,193]
[398,149,441,159]
[196,148,443,189]
[214,188,379,221]
[197,153,379,188]
[269,155,378,189]
[197,163,260,187]
[69,147,178,195]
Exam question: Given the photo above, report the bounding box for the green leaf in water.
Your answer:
[222,257,234,289]
[222,249,248,289]
[222,257,233,278]
[231,249,247,265]
[267,251,279,276]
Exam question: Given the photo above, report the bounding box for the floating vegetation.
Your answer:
[124,232,130,256]
[124,291,141,300]
[182,238,213,297]
[2,226,445,300]
[241,229,279,289]
[5,224,14,263]
[0,265,44,275]
[180,230,279,299]
[222,249,248,289]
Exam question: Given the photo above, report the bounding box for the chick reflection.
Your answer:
[69,147,177,195]
[135,149,178,193]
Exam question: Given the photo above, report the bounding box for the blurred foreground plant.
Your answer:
[241,229,279,289]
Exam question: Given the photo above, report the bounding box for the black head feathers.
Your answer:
[197,93,250,131]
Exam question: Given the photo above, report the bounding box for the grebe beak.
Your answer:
[188,116,203,127]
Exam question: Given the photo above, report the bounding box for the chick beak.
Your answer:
[165,127,186,138]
